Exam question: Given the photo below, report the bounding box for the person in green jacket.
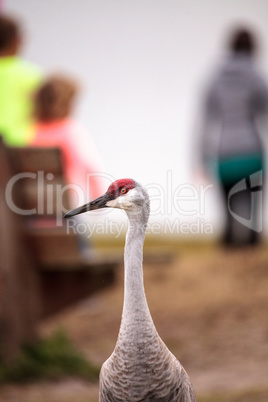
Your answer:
[0,14,42,145]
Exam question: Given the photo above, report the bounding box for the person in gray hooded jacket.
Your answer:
[200,27,268,246]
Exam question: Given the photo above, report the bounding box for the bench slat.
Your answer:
[7,147,63,174]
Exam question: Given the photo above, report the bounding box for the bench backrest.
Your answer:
[6,146,70,219]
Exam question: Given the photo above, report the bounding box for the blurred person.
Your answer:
[199,27,268,246]
[31,74,105,258]
[31,74,104,205]
[0,14,42,145]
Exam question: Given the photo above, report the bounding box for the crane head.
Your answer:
[64,178,147,218]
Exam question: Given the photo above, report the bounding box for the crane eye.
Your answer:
[120,187,127,194]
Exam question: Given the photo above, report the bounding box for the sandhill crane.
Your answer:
[64,178,197,402]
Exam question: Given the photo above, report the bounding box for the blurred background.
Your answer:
[1,1,268,401]
[4,0,268,233]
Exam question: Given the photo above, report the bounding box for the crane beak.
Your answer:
[64,192,112,218]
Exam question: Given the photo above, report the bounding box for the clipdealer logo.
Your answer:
[5,170,214,235]
[228,170,263,233]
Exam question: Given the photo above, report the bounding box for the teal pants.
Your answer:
[217,154,263,186]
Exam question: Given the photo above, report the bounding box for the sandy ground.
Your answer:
[1,240,268,401]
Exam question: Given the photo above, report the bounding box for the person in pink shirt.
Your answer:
[31,74,104,207]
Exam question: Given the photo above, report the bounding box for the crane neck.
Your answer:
[120,208,155,334]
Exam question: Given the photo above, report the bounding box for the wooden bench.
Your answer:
[0,138,120,362]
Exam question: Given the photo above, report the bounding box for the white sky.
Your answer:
[4,0,268,235]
